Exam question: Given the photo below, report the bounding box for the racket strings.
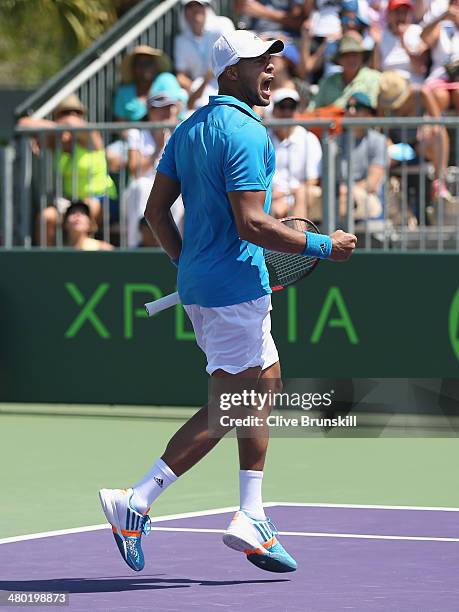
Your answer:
[265,252,315,285]
[265,218,320,287]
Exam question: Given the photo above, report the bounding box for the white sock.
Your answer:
[239,470,266,520]
[131,458,177,514]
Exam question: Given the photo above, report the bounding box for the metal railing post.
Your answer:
[17,137,33,248]
[0,145,15,248]
[344,127,354,236]
[321,129,336,235]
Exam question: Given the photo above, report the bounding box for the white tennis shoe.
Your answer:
[222,510,297,572]
[99,487,151,572]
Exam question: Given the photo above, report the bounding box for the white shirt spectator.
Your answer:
[427,20,459,80]
[270,126,322,193]
[124,128,184,246]
[380,24,424,83]
[423,0,449,23]
[175,30,222,81]
[310,0,342,38]
[127,128,156,163]
[175,6,234,81]
[189,76,219,110]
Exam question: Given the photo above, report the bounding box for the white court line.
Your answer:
[148,526,459,543]
[0,504,277,545]
[1,501,458,545]
[271,502,459,512]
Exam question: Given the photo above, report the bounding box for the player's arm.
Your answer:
[228,190,356,261]
[144,171,182,261]
[225,126,355,261]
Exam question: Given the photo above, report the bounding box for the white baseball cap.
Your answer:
[272,88,300,105]
[212,30,284,79]
[147,92,179,108]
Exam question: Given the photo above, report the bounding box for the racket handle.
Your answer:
[145,291,181,317]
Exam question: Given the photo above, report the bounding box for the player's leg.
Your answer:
[99,362,260,572]
[222,296,297,572]
[224,359,297,572]
[130,364,262,517]
[237,360,281,511]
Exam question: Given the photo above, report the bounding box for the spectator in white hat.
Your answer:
[124,93,184,247]
[269,88,323,219]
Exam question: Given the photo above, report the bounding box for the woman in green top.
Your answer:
[18,94,116,246]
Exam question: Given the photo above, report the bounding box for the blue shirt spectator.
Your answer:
[114,46,186,121]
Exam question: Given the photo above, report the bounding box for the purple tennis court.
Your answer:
[1,504,459,611]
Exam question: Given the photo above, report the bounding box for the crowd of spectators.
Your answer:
[18,0,459,248]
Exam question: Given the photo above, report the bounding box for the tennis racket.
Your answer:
[145,217,321,317]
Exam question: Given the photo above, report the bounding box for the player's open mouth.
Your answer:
[261,77,273,98]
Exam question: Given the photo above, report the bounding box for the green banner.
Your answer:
[0,251,457,405]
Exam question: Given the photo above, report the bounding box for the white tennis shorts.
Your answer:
[184,295,279,375]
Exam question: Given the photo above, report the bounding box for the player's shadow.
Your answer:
[0,576,289,593]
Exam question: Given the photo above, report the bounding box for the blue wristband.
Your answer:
[302,232,332,259]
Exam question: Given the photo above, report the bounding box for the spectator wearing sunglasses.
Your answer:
[339,92,388,224]
[269,88,323,219]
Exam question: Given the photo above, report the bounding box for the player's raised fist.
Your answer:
[329,230,357,261]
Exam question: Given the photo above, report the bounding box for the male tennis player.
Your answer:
[100,30,356,574]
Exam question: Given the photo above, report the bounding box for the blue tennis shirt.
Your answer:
[157,95,275,307]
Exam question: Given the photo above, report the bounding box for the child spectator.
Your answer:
[63,201,113,251]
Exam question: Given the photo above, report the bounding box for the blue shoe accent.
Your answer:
[246,517,297,573]
[247,539,298,573]
[122,513,151,572]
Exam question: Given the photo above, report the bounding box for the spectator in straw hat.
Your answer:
[308,34,381,109]
[377,70,452,201]
[113,45,185,121]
